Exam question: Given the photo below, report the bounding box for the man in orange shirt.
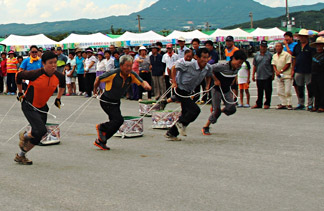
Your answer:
[6,50,18,95]
[15,51,65,165]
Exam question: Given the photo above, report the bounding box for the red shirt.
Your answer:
[1,59,7,77]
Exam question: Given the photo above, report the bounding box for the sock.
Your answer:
[24,133,30,140]
[18,151,26,157]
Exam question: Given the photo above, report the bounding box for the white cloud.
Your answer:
[255,0,324,7]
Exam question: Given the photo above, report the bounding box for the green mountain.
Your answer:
[0,0,323,36]
[225,9,324,31]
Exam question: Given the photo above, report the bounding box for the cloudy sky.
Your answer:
[0,0,323,24]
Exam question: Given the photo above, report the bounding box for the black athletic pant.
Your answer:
[167,88,201,137]
[139,71,152,99]
[85,73,96,97]
[312,73,324,109]
[256,77,273,107]
[7,73,17,93]
[99,99,124,143]
[193,79,207,102]
[77,74,85,93]
[22,101,48,145]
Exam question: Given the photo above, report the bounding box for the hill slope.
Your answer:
[0,0,323,36]
[226,9,324,30]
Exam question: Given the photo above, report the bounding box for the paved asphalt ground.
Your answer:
[1,80,324,211]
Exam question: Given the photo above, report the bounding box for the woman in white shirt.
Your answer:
[104,50,115,72]
[96,51,106,93]
[84,48,97,97]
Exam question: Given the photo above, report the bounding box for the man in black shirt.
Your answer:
[310,37,324,112]
[292,29,316,110]
[150,44,166,100]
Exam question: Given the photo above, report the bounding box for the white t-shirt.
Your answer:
[105,58,115,71]
[238,62,250,84]
[162,53,179,76]
[65,69,72,84]
[96,60,107,72]
[84,56,97,73]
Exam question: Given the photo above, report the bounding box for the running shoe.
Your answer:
[287,105,293,110]
[307,106,313,111]
[175,122,187,136]
[237,104,243,108]
[243,104,250,108]
[14,154,33,165]
[164,132,181,141]
[96,124,107,143]
[93,139,110,150]
[202,127,211,135]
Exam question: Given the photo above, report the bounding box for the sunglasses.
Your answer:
[31,51,38,53]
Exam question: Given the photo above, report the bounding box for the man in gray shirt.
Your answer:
[252,40,274,109]
[165,48,216,141]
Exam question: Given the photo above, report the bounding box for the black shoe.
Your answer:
[202,127,211,135]
[294,104,305,110]
[93,139,110,150]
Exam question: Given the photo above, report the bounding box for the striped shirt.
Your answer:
[6,58,18,73]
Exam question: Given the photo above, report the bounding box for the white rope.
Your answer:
[173,85,215,99]
[0,100,17,125]
[39,97,94,142]
[26,101,57,119]
[60,97,93,139]
[121,87,172,139]
[219,86,238,105]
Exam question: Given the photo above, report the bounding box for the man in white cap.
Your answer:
[177,37,189,59]
[310,36,324,112]
[292,29,316,110]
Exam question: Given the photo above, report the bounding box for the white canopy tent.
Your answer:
[211,28,253,41]
[250,27,285,41]
[113,30,173,46]
[60,33,114,49]
[166,30,211,43]
[0,34,59,51]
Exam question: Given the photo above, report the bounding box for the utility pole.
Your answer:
[206,22,210,31]
[136,15,143,33]
[249,12,253,29]
[286,0,291,31]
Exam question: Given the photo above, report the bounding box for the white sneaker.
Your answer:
[175,122,187,136]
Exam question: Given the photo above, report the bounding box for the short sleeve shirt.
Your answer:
[253,51,273,80]
[175,59,212,93]
[177,46,189,59]
[19,57,42,71]
[75,56,84,74]
[162,53,179,75]
[292,43,316,74]
[85,56,97,73]
[271,51,292,78]
[284,42,297,53]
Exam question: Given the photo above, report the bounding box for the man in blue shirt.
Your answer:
[19,45,42,71]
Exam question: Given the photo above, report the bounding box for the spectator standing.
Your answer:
[0,52,7,94]
[156,42,165,55]
[150,44,166,100]
[225,36,239,102]
[177,37,189,59]
[252,40,273,109]
[162,44,179,98]
[272,43,293,110]
[56,47,68,73]
[104,50,114,72]
[96,51,107,93]
[292,29,316,110]
[283,31,299,103]
[137,46,152,101]
[75,49,85,95]
[113,51,120,68]
[205,40,219,103]
[310,37,324,112]
[67,51,77,95]
[237,60,251,108]
[84,48,97,97]
[6,50,18,95]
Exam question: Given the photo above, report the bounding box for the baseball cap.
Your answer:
[56,47,62,51]
[225,36,234,42]
[166,43,173,49]
[260,40,268,47]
